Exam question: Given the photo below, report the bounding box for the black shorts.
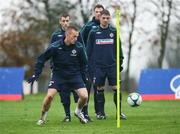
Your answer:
[94,66,116,86]
[48,73,86,92]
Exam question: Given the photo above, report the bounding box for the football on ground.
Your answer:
[127,92,142,107]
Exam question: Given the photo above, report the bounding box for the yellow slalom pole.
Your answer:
[116,6,121,128]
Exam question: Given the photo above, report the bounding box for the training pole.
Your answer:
[116,6,121,128]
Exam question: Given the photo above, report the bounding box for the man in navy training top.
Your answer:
[27,26,89,124]
[51,13,69,43]
[50,13,79,122]
[80,4,104,120]
[86,9,127,120]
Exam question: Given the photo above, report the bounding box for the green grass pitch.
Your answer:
[0,92,180,134]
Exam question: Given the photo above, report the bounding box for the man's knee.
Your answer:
[81,92,88,101]
[78,88,88,101]
[112,86,117,91]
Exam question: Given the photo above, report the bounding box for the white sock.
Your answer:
[75,107,82,114]
[42,111,48,121]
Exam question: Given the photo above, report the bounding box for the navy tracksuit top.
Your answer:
[86,25,124,68]
[50,28,65,44]
[34,40,88,79]
[80,17,100,46]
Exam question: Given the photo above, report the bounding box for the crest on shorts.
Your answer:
[110,33,114,38]
[70,49,77,56]
[49,81,54,86]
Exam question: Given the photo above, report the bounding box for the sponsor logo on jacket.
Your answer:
[96,39,114,45]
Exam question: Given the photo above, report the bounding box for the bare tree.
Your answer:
[150,0,173,68]
[158,0,173,68]
[0,0,76,78]
[124,0,137,90]
[75,0,99,24]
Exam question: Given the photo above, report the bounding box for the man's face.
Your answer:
[60,16,70,30]
[100,14,110,27]
[66,29,79,44]
[94,7,104,20]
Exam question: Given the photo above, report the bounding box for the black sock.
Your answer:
[94,86,98,114]
[82,105,88,115]
[72,90,79,103]
[96,90,105,115]
[113,90,117,107]
[113,90,122,113]
[63,103,70,117]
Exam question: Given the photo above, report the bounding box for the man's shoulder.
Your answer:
[85,20,95,27]
[83,20,99,30]
[52,28,64,36]
[75,41,84,48]
[51,40,62,48]
[90,26,100,33]
[109,25,116,32]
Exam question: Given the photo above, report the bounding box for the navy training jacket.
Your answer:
[80,17,100,47]
[50,28,65,44]
[86,25,124,69]
[34,40,88,79]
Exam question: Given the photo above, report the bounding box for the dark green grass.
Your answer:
[0,92,180,134]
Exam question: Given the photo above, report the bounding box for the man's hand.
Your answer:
[120,66,123,72]
[27,75,39,85]
[82,73,89,84]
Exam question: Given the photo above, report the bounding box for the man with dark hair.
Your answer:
[81,4,104,46]
[80,4,104,121]
[28,26,89,125]
[50,13,70,43]
[86,9,127,120]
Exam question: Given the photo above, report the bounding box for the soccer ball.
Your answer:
[127,92,142,107]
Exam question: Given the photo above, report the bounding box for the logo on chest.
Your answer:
[70,49,77,56]
[96,39,114,45]
[92,26,97,29]
[58,34,63,37]
[110,33,114,38]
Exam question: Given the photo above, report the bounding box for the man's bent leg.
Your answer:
[37,88,57,125]
[82,81,93,121]
[76,88,88,111]
[74,88,88,124]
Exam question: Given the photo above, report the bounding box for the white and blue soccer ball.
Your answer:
[127,92,142,107]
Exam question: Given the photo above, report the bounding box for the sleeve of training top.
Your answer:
[79,46,88,82]
[86,30,95,60]
[77,32,85,48]
[120,40,124,71]
[114,29,124,71]
[80,25,91,46]
[79,46,88,73]
[34,46,54,76]
[50,33,56,44]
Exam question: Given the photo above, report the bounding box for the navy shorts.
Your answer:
[48,73,85,104]
[48,73,86,92]
[94,66,116,86]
